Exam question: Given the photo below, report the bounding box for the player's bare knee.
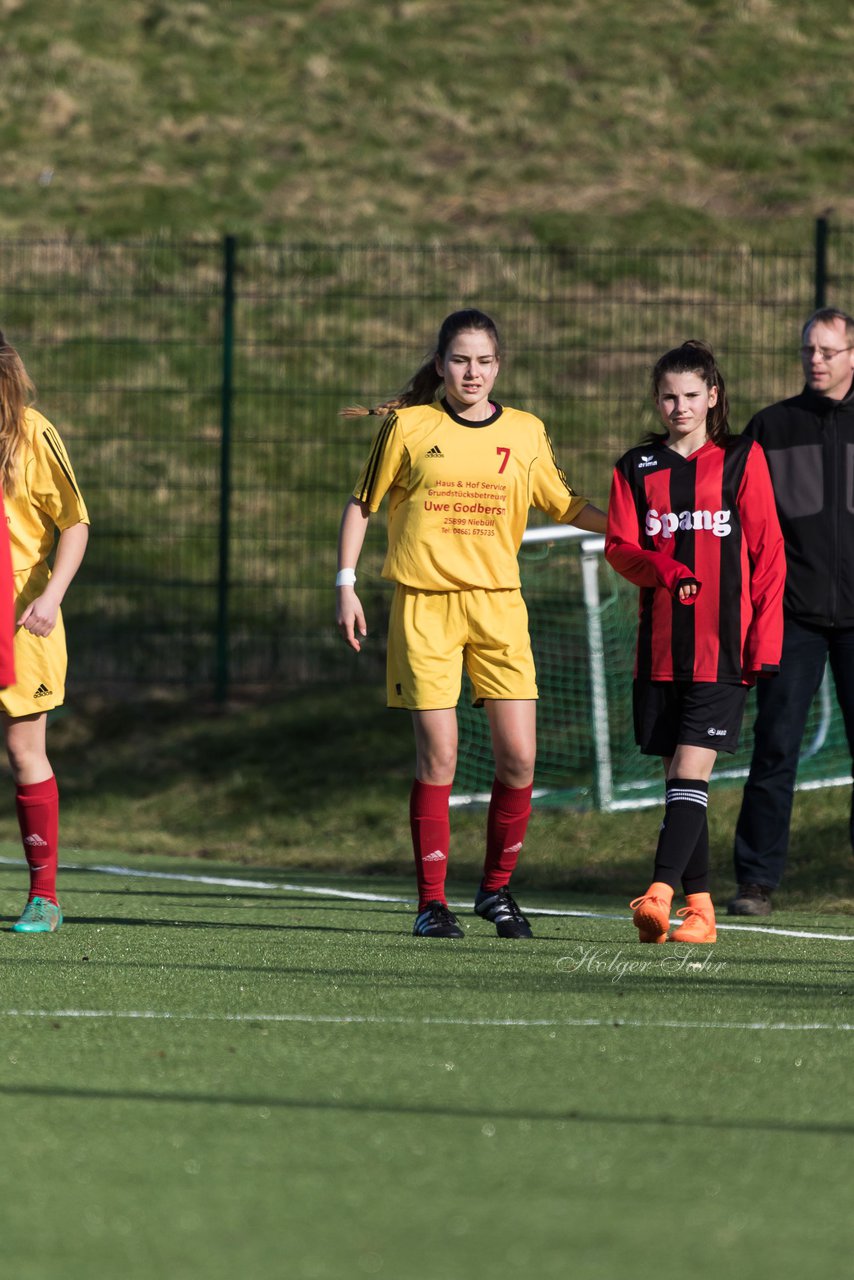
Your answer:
[416,747,458,785]
[495,748,536,787]
[5,742,49,782]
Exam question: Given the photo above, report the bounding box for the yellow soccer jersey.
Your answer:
[6,408,90,573]
[353,400,590,591]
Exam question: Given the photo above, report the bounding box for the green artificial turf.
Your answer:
[0,854,850,1280]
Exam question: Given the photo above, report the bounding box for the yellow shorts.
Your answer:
[387,585,538,710]
[0,564,67,719]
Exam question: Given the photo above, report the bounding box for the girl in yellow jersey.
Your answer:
[337,310,606,938]
[0,332,89,933]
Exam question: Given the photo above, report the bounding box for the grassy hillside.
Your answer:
[1,0,852,247]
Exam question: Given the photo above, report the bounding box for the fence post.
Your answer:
[215,234,237,703]
[815,215,829,309]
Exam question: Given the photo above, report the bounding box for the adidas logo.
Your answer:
[33,683,52,698]
[24,834,48,847]
[422,849,446,862]
[503,842,523,855]
[425,445,444,458]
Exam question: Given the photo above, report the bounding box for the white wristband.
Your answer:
[336,568,357,588]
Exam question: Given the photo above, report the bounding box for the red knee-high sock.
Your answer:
[481,778,533,892]
[16,775,60,905]
[410,780,452,911]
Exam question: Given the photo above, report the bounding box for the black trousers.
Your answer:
[733,617,854,888]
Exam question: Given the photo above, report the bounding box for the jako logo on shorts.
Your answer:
[645,508,731,539]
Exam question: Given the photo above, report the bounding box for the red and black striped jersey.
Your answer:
[605,436,785,684]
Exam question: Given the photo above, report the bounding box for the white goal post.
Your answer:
[452,524,843,812]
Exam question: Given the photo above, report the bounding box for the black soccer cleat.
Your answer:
[474,884,533,939]
[726,883,773,916]
[412,901,464,938]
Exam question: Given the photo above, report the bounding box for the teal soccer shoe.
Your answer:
[11,896,63,933]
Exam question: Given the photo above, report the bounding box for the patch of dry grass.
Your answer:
[1,0,853,244]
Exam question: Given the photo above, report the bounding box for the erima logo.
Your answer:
[707,728,727,737]
[425,445,444,458]
[423,850,446,862]
[645,508,731,539]
[638,454,658,469]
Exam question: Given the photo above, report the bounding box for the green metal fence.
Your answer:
[0,220,847,696]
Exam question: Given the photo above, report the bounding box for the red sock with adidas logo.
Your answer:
[409,779,452,910]
[16,775,59,905]
[482,778,533,891]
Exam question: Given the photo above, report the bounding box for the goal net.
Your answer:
[453,525,850,810]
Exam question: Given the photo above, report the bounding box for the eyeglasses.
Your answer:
[800,345,854,362]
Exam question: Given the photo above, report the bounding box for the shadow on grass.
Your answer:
[0,914,403,936]
[0,947,847,999]
[0,1082,850,1137]
[46,685,413,810]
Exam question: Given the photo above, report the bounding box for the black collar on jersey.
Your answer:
[440,397,504,427]
[642,434,715,463]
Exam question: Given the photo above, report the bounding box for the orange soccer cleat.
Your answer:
[669,892,717,943]
[629,881,674,944]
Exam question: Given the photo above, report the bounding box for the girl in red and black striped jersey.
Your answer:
[606,341,785,944]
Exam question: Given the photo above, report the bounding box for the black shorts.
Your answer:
[633,680,748,757]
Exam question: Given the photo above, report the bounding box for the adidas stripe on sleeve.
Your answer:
[351,400,594,592]
[7,409,90,573]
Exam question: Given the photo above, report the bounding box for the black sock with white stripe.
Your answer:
[652,778,709,891]
[681,814,710,895]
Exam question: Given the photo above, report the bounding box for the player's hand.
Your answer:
[336,588,367,652]
[17,593,59,637]
[677,580,699,603]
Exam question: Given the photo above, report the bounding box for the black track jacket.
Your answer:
[743,378,854,626]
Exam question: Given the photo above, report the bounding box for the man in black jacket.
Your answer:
[730,307,854,915]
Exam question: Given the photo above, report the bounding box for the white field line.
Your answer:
[0,856,851,942]
[0,1008,850,1032]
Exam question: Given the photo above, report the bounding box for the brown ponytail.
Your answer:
[0,330,33,496]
